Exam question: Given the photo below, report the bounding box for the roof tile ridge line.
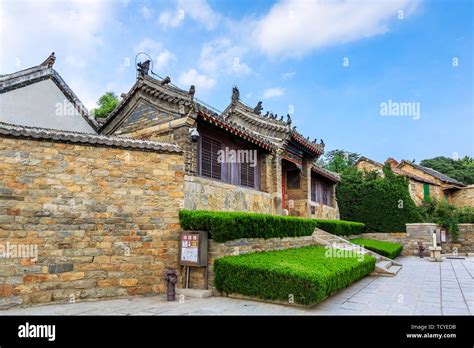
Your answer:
[197,110,275,150]
[0,121,181,150]
[0,120,148,141]
[0,64,47,82]
[238,109,287,128]
[50,70,98,129]
[98,79,144,133]
[397,160,465,186]
[235,100,290,126]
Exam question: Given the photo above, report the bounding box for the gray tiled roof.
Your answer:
[400,161,466,187]
[0,121,182,153]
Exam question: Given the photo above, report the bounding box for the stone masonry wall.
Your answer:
[184,175,273,214]
[451,185,474,207]
[0,136,184,309]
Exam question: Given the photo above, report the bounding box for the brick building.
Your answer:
[355,157,473,207]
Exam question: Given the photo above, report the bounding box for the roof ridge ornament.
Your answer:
[188,85,195,100]
[253,101,263,115]
[160,76,171,85]
[40,52,56,68]
[286,113,292,125]
[137,60,151,76]
[231,85,240,102]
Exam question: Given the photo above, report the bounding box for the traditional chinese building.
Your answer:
[99,63,340,219]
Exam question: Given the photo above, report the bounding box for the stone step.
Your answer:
[376,260,392,270]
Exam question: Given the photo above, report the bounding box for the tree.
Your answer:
[91,92,119,119]
[419,156,474,185]
[336,164,422,232]
[318,149,360,174]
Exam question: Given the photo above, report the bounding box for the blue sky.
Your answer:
[1,0,472,162]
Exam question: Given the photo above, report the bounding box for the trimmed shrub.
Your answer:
[214,246,376,306]
[337,165,422,232]
[350,238,403,259]
[313,219,366,236]
[179,210,366,242]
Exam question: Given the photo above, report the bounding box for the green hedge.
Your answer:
[215,246,376,306]
[337,165,422,232]
[313,219,366,236]
[350,238,403,259]
[179,210,365,242]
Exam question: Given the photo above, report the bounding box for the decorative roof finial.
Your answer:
[279,115,284,121]
[189,85,195,99]
[253,101,263,115]
[137,60,151,76]
[41,52,56,68]
[232,86,240,102]
[160,76,171,85]
[313,138,317,143]
[286,114,292,125]
[292,126,297,131]
[264,111,269,118]
[320,139,325,146]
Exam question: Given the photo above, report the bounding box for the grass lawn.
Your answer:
[350,238,403,259]
[214,245,376,306]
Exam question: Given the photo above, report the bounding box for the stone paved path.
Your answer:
[1,257,472,315]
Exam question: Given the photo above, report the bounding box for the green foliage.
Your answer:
[179,210,365,242]
[420,156,474,185]
[417,200,474,240]
[313,219,366,236]
[350,238,403,259]
[214,246,376,306]
[91,92,119,119]
[336,165,422,232]
[318,149,360,174]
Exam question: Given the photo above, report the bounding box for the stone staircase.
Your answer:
[313,228,402,276]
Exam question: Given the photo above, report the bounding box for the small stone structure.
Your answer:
[347,223,474,256]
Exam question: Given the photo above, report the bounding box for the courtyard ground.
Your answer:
[1,256,472,316]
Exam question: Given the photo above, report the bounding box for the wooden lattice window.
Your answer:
[240,162,255,188]
[200,136,222,180]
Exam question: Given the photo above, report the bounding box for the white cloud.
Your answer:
[253,0,420,58]
[0,0,112,71]
[178,69,216,92]
[262,87,285,99]
[198,38,251,76]
[158,0,220,30]
[134,38,176,73]
[282,71,296,80]
[141,5,153,19]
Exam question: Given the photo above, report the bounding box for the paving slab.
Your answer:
[0,257,471,316]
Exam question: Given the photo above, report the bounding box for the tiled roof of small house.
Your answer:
[311,165,341,183]
[398,160,466,187]
[0,121,182,153]
[355,156,440,185]
[222,96,324,156]
[0,52,99,131]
